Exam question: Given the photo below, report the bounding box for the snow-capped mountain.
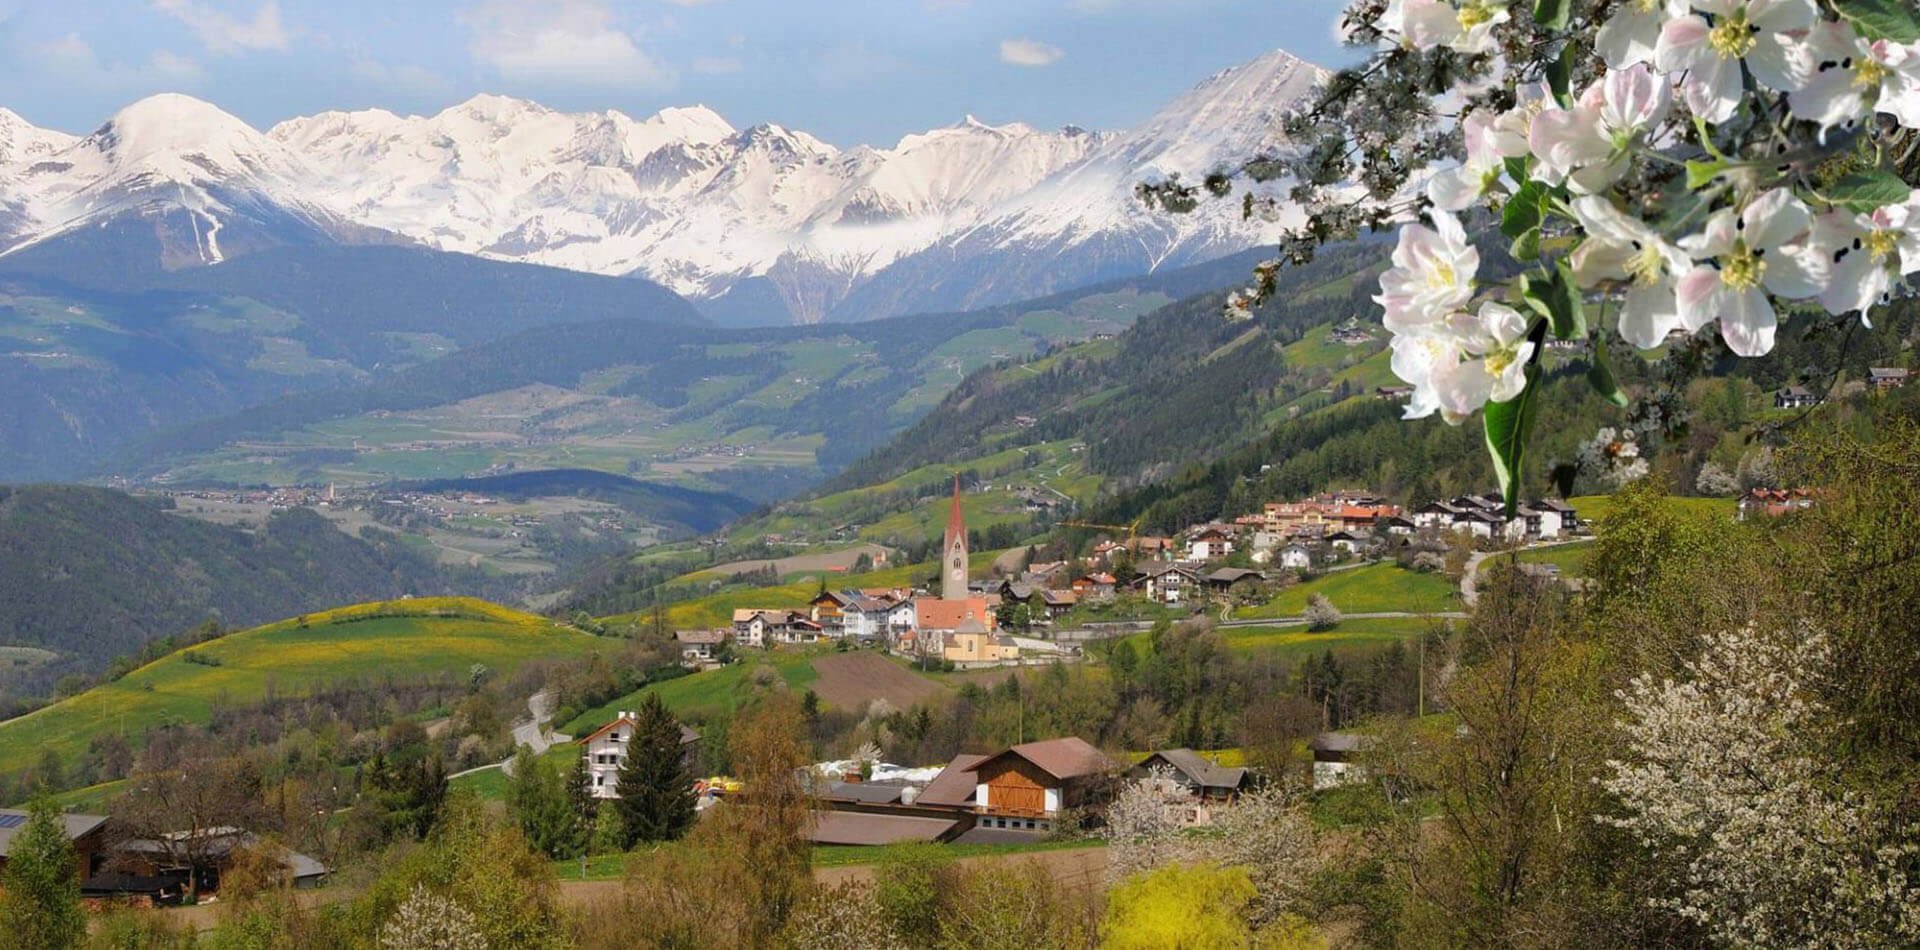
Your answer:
[0,49,1324,323]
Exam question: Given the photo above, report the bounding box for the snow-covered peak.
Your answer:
[86,94,275,167]
[0,109,77,167]
[642,105,736,145]
[1122,48,1325,174]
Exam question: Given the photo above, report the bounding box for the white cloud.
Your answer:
[692,56,742,74]
[35,33,204,87]
[999,38,1063,67]
[464,0,675,89]
[151,0,289,55]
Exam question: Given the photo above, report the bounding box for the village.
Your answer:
[674,479,1586,672]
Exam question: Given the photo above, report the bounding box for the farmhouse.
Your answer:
[111,828,328,894]
[1130,749,1250,800]
[967,737,1117,833]
[1775,385,1822,409]
[1310,732,1371,791]
[578,712,702,799]
[1869,367,1910,392]
[674,628,727,666]
[0,808,108,881]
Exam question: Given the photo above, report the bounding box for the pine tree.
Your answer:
[0,797,84,950]
[614,693,696,846]
[566,753,596,843]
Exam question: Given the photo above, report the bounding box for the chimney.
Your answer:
[900,786,919,805]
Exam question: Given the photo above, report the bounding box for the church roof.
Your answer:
[945,475,965,543]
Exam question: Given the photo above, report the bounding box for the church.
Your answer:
[906,477,1008,661]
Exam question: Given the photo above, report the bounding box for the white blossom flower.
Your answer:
[1570,196,1693,348]
[1375,209,1479,333]
[1597,0,1690,68]
[1529,64,1673,194]
[1790,21,1920,130]
[1655,0,1817,123]
[1397,0,1510,55]
[1810,200,1920,321]
[1394,302,1535,423]
[1428,108,1532,210]
[1676,188,1829,356]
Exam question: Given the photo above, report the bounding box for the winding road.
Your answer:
[448,690,569,781]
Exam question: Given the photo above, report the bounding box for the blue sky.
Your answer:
[0,0,1356,146]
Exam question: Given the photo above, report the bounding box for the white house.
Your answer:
[577,712,701,800]
[674,629,727,666]
[1186,527,1235,561]
[1278,544,1314,570]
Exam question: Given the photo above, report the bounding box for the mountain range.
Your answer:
[0,50,1322,326]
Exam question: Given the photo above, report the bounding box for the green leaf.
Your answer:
[1484,365,1543,517]
[1510,229,1542,262]
[1827,168,1913,213]
[1685,159,1726,189]
[1544,42,1576,107]
[1521,265,1587,340]
[1587,332,1628,408]
[1836,0,1920,42]
[1503,155,1530,186]
[1501,180,1547,239]
[1533,0,1571,29]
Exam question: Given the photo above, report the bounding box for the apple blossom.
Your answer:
[1529,64,1673,194]
[1393,302,1536,424]
[1569,196,1693,348]
[1374,209,1479,333]
[1791,21,1920,130]
[1676,189,1829,356]
[1428,108,1532,210]
[1396,0,1510,54]
[1811,200,1920,321]
[1655,0,1817,123]
[1597,0,1690,68]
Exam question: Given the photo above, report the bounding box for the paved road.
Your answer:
[1460,538,1586,608]
[449,690,568,781]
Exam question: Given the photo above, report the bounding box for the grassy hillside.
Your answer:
[0,484,486,701]
[1240,563,1459,618]
[0,598,601,778]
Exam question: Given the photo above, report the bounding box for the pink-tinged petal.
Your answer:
[1528,106,1610,183]
[1427,166,1481,211]
[1568,154,1630,194]
[1620,283,1683,348]
[1570,238,1633,284]
[1718,287,1778,357]
[1600,63,1672,131]
[1674,268,1723,331]
[1655,16,1712,74]
[1402,0,1462,49]
[1694,0,1739,15]
[1431,358,1496,419]
[1681,209,1738,260]
[1743,189,1811,250]
[1685,55,1743,123]
[1792,68,1869,128]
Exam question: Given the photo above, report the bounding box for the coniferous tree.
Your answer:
[0,797,84,950]
[566,753,596,844]
[614,693,696,846]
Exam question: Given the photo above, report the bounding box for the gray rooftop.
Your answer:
[0,809,107,857]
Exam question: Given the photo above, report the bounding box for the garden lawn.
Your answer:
[1241,563,1457,618]
[1514,541,1595,576]
[1568,493,1734,524]
[0,598,602,779]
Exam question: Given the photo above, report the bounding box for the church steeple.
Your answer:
[942,475,968,600]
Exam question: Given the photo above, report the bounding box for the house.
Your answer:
[808,590,852,635]
[943,618,1022,665]
[831,592,902,643]
[1868,367,1910,392]
[1326,530,1368,555]
[968,738,1117,832]
[674,628,728,666]
[1775,385,1822,409]
[1376,385,1415,400]
[0,808,108,882]
[1130,749,1250,801]
[578,712,702,799]
[1310,732,1371,790]
[1738,487,1817,520]
[1411,501,1462,530]
[1277,543,1315,570]
[1186,526,1236,561]
[1379,514,1418,536]
[1038,588,1078,619]
[1204,567,1265,593]
[1134,561,1203,604]
[1070,573,1117,600]
[109,828,327,894]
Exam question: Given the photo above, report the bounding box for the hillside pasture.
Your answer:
[808,652,949,711]
[1241,562,1458,618]
[0,598,602,779]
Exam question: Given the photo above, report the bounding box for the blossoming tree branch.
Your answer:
[1154,0,1920,513]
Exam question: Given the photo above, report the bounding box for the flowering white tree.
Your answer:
[1602,626,1920,946]
[1156,0,1920,510]
[379,884,485,950]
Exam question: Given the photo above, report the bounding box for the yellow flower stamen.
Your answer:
[1625,244,1667,287]
[1428,262,1457,291]
[1854,58,1888,91]
[1457,2,1496,30]
[1866,229,1899,260]
[1709,16,1756,59]
[1720,246,1766,291]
